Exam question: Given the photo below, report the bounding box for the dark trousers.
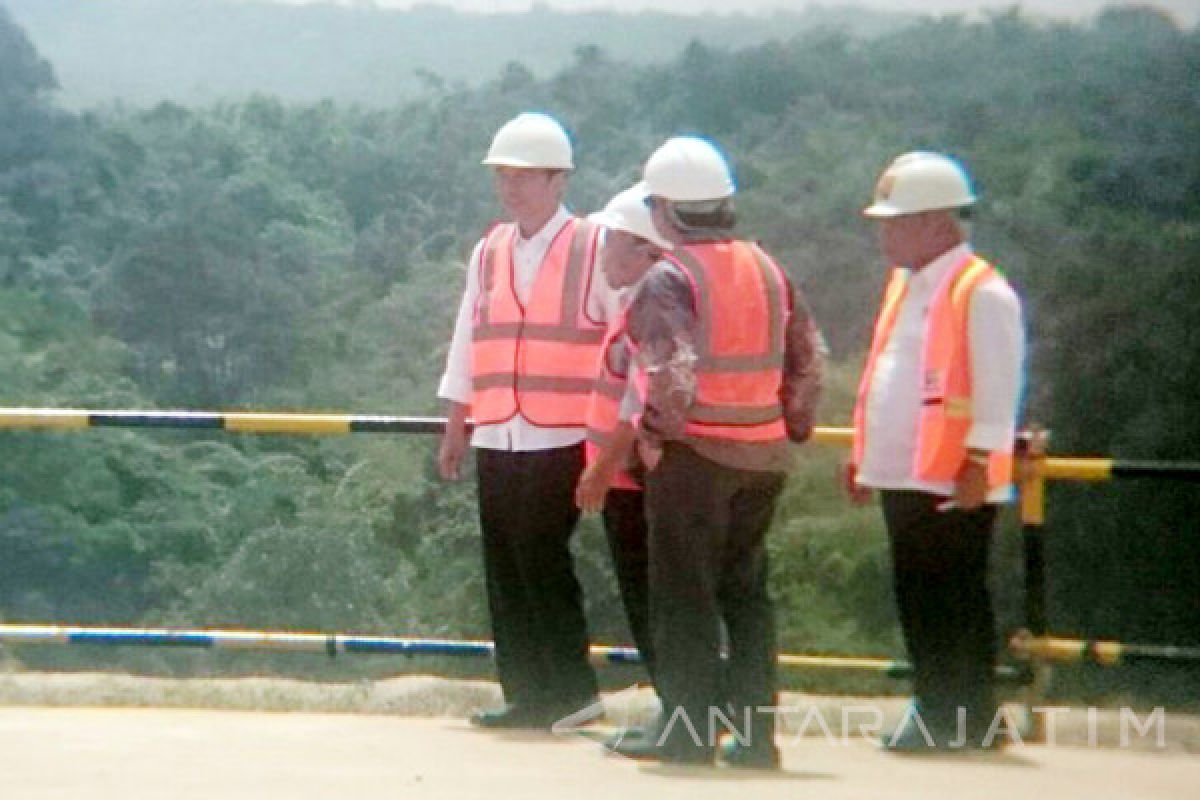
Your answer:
[476,445,597,714]
[881,490,998,739]
[602,488,654,683]
[645,443,785,757]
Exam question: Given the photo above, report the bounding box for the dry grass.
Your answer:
[0,670,500,716]
[0,669,1196,753]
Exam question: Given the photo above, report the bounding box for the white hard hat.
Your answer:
[863,151,976,217]
[481,112,574,170]
[588,183,673,250]
[642,136,735,203]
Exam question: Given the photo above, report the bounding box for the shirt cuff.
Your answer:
[618,383,643,422]
[966,422,1015,452]
[437,374,473,405]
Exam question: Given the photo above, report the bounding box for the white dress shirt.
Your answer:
[437,206,623,451]
[856,243,1025,502]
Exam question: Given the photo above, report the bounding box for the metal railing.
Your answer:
[2,406,1197,714]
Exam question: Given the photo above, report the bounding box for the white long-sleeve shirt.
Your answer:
[856,243,1025,502]
[437,206,623,451]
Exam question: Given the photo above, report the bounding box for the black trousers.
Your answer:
[602,488,654,684]
[645,443,785,757]
[881,490,998,738]
[476,445,597,715]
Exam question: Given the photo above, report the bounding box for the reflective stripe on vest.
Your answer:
[852,254,1014,489]
[470,218,605,427]
[668,241,788,444]
[584,323,640,491]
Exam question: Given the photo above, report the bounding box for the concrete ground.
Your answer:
[0,704,1197,800]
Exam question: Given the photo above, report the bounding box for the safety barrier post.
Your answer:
[1018,428,1049,636]
[1013,426,1051,741]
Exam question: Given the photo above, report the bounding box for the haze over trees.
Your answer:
[6,0,912,109]
[0,2,1196,701]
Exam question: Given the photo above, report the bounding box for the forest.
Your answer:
[0,2,1196,703]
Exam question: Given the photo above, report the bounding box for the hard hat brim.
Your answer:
[862,202,904,218]
[481,156,574,170]
[588,210,673,251]
[862,200,974,218]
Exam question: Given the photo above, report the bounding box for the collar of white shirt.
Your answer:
[516,206,573,251]
[906,242,972,292]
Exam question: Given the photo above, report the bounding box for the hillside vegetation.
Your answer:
[0,3,1196,702]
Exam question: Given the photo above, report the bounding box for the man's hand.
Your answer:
[575,463,615,513]
[787,410,815,444]
[842,461,872,505]
[953,455,990,511]
[437,402,470,481]
[637,439,663,472]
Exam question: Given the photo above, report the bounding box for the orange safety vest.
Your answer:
[852,253,1014,489]
[584,320,640,491]
[470,218,606,427]
[667,240,789,444]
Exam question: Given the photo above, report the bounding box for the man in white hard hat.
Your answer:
[437,112,621,729]
[846,151,1025,751]
[575,183,674,686]
[607,137,824,768]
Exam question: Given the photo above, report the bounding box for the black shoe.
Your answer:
[972,733,1009,752]
[602,724,655,749]
[719,738,781,770]
[608,733,714,766]
[469,705,552,730]
[968,722,1020,751]
[970,706,1032,750]
[880,723,948,753]
[883,722,989,753]
[879,703,956,754]
[878,699,956,753]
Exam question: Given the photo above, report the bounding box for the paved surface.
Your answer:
[0,707,1195,799]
